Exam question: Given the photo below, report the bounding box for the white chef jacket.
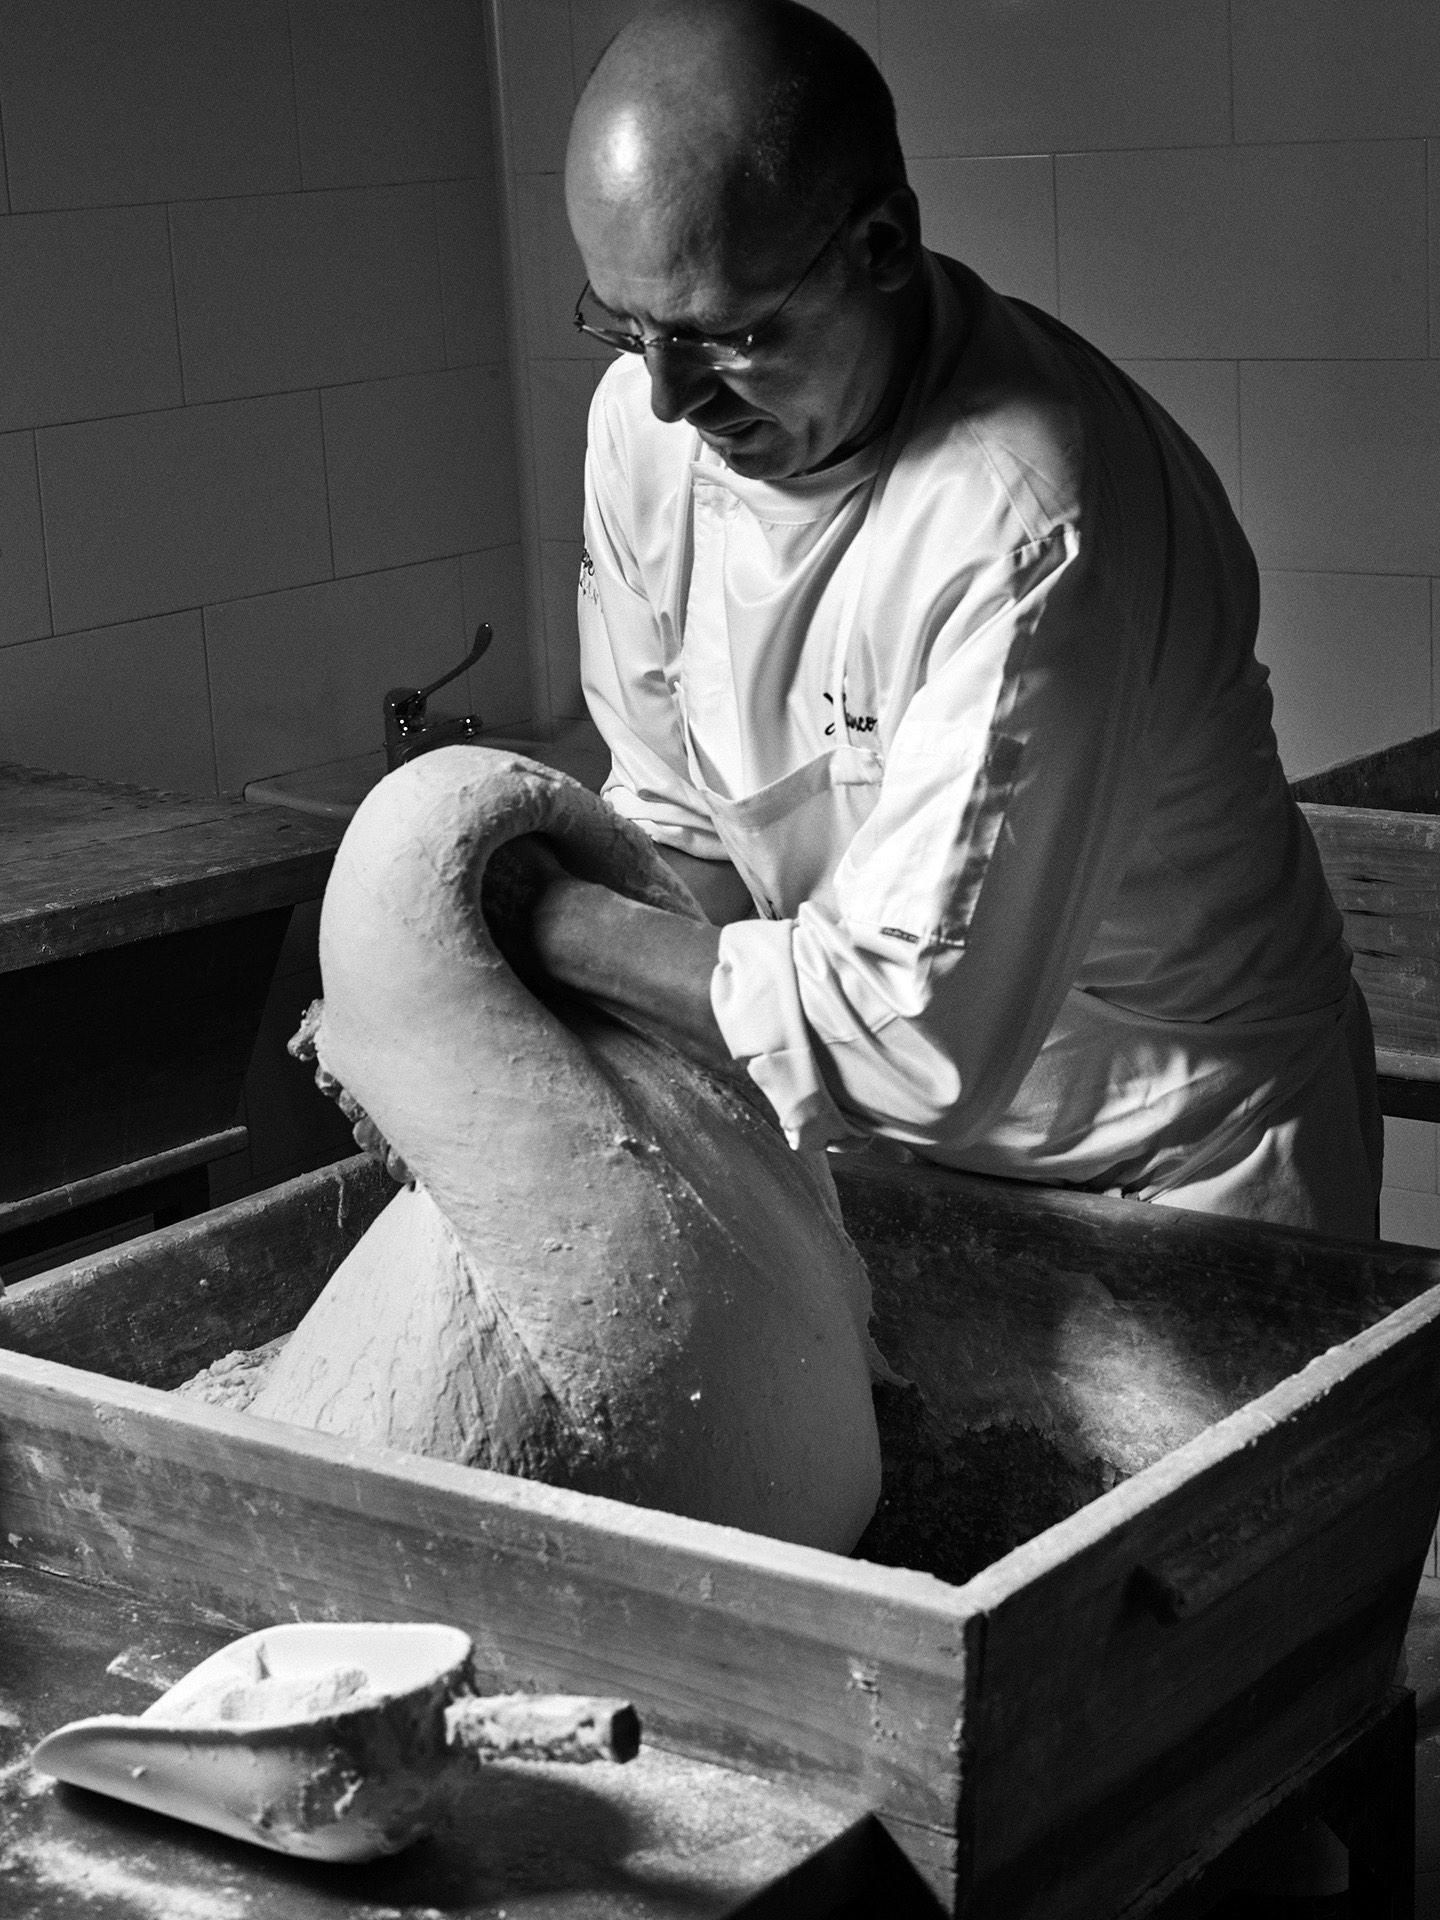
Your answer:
[578,254,1373,1228]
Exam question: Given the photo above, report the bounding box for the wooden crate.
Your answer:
[3,1153,1440,1915]
[1294,727,1440,1120]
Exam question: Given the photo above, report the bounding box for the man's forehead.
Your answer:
[576,189,799,320]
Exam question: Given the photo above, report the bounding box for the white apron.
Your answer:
[675,445,889,921]
[685,742,882,922]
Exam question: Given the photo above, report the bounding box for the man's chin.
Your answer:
[698,421,800,479]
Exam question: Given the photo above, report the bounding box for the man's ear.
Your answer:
[859,184,922,292]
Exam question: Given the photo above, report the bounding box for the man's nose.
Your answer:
[644,345,722,425]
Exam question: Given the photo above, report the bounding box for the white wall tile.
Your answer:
[567,0,880,93]
[0,612,216,793]
[803,1,879,60]
[1240,362,1440,575]
[1380,1185,1440,1250]
[323,364,520,576]
[461,543,536,729]
[1384,1116,1438,1194]
[0,0,299,210]
[1256,570,1430,777]
[436,178,510,368]
[414,0,494,188]
[38,394,331,634]
[539,538,586,725]
[1117,362,1241,512]
[291,0,492,190]
[569,0,644,80]
[1057,143,1427,361]
[513,172,605,363]
[1233,1,1440,144]
[881,0,1229,158]
[528,359,594,543]
[206,560,468,790]
[171,187,445,404]
[909,156,1056,315]
[0,209,181,432]
[0,431,49,645]
[495,0,576,176]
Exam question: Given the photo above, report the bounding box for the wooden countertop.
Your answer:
[1290,724,1440,815]
[0,763,345,975]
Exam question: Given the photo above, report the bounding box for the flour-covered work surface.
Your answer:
[0,1563,867,1919]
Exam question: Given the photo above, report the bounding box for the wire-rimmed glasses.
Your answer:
[572,206,853,370]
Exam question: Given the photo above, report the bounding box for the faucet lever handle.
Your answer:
[384,624,493,771]
[413,622,492,707]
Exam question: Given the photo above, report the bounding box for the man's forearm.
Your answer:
[654,844,756,926]
[532,874,729,1067]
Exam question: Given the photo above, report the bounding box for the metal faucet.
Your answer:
[384,624,492,771]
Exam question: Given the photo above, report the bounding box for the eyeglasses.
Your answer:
[573,207,853,370]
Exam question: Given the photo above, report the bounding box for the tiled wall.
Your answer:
[493,0,1440,1247]
[0,0,530,799]
[490,0,627,730]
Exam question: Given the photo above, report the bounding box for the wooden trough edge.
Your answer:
[945,1271,1440,1916]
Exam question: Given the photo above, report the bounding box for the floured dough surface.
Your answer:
[233,748,883,1553]
[177,1336,289,1411]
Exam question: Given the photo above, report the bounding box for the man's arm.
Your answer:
[531,863,728,1066]
[486,833,727,1066]
[654,844,755,926]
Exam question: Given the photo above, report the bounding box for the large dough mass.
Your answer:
[251,748,882,1552]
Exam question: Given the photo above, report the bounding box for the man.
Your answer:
[520,0,1381,1240]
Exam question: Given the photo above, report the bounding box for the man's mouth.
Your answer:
[695,414,767,445]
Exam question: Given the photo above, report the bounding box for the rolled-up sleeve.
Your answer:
[712,523,1161,1153]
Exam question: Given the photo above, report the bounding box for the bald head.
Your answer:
[567,1,904,276]
[565,2,923,480]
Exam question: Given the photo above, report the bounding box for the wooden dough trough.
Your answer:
[3,1151,1440,1916]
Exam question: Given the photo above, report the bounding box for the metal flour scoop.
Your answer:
[30,1620,639,1863]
